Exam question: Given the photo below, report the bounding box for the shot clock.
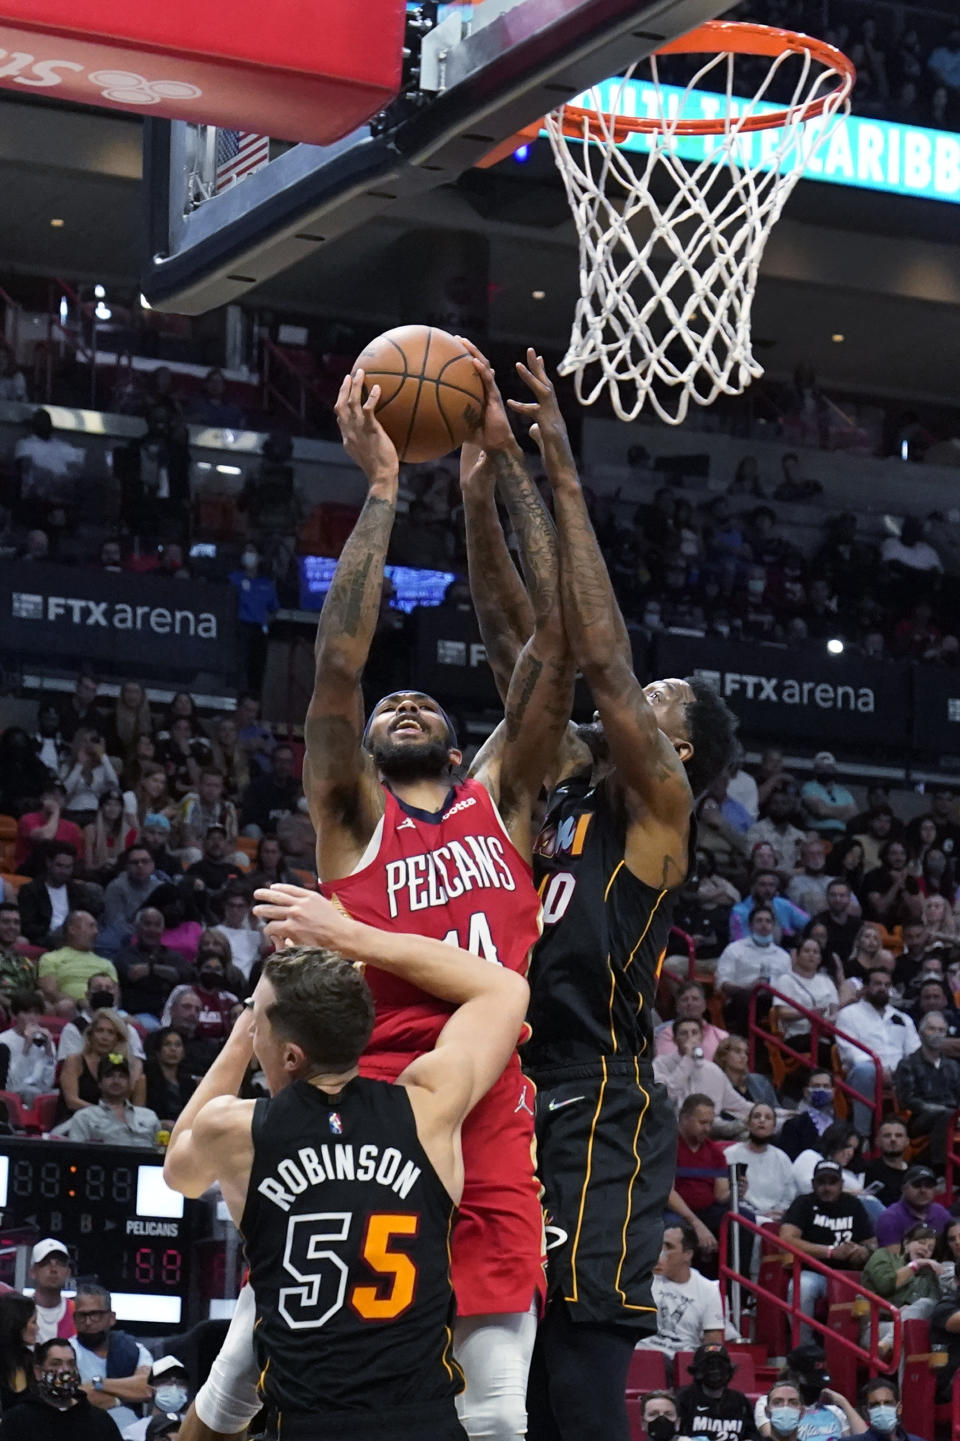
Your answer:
[0,1139,210,1330]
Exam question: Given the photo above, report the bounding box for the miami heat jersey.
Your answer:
[241,1077,462,1422]
[321,778,541,1058]
[527,771,683,1076]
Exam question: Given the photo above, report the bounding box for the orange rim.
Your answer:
[476,19,855,163]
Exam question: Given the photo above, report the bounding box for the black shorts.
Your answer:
[264,1399,467,1441]
[529,1061,677,1329]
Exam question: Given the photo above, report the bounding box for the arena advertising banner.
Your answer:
[570,80,960,206]
[652,634,912,747]
[0,563,238,676]
[413,607,501,708]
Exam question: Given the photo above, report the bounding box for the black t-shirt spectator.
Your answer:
[814,909,861,963]
[239,774,301,832]
[862,1157,907,1209]
[185,856,242,894]
[780,1192,874,1257]
[675,1384,759,1441]
[115,943,186,1017]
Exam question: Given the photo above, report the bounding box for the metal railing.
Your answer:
[748,982,885,1135]
[719,1210,900,1367]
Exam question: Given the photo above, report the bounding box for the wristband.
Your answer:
[909,1260,919,1272]
[827,1246,834,1260]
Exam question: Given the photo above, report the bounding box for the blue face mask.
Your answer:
[752,930,773,947]
[154,1383,188,1413]
[768,1406,801,1436]
[808,1088,833,1110]
[867,1404,898,1434]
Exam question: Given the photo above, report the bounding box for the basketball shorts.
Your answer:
[361,1051,546,1316]
[529,1060,677,1329]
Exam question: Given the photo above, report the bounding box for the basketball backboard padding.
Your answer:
[0,1,406,144]
[142,0,729,314]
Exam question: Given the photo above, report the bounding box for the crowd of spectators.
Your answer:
[724,0,960,132]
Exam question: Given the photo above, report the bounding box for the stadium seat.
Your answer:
[824,1270,864,1400]
[755,1230,790,1358]
[901,1318,945,1441]
[0,1090,59,1133]
[626,1349,667,1393]
[0,873,30,893]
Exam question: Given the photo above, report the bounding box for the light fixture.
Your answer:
[831,333,845,343]
[49,218,65,228]
[139,293,153,311]
[513,145,530,161]
[59,297,68,325]
[532,290,546,300]
[94,301,112,321]
[826,638,844,655]
[216,464,242,475]
[94,284,106,299]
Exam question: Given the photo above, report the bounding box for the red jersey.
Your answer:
[321,778,541,1060]
[321,777,545,1316]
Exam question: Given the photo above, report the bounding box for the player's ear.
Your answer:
[283,1042,306,1075]
[447,747,463,768]
[673,737,693,765]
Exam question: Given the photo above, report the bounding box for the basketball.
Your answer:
[353,325,486,463]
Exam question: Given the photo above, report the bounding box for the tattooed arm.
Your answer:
[460,442,532,705]
[546,457,692,888]
[461,347,574,852]
[304,372,393,870]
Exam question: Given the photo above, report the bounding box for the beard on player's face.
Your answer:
[575,720,610,766]
[372,732,454,781]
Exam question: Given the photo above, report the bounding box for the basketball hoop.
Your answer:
[537,21,855,426]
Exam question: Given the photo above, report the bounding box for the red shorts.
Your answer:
[360,1051,546,1317]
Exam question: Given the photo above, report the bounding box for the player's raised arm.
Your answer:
[460,346,574,846]
[253,885,528,1127]
[163,1011,256,1199]
[460,438,532,706]
[537,412,693,836]
[304,371,397,862]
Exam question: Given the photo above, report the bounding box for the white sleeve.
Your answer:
[57,1024,83,1061]
[698,1274,724,1333]
[793,1150,816,1193]
[134,1342,153,1370]
[194,1283,263,1432]
[834,1010,862,1072]
[715,945,737,990]
[900,1012,921,1058]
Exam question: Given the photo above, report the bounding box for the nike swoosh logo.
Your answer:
[547,1095,585,1111]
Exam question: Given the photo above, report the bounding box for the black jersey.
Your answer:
[526,772,685,1075]
[241,1076,462,1421]
[675,1384,760,1441]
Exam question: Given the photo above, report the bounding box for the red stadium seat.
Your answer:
[626,1349,668,1394]
[0,1090,59,1133]
[824,1270,863,1401]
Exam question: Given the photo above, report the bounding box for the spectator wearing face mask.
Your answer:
[724,1104,797,1221]
[777,1069,838,1161]
[120,1354,190,1440]
[675,1344,759,1441]
[641,1392,690,1441]
[755,1355,865,1440]
[715,904,792,1034]
[0,1337,119,1439]
[858,1376,922,1441]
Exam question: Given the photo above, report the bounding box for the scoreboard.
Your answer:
[0,1140,211,1330]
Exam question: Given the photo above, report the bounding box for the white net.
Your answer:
[546,37,852,425]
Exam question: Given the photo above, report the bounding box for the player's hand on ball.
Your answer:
[335,369,399,484]
[509,349,576,477]
[456,337,519,456]
[254,884,352,951]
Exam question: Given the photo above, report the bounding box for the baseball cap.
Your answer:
[146,1416,182,1439]
[813,1159,842,1180]
[813,751,837,769]
[31,1238,69,1266]
[97,1052,130,1079]
[151,1355,187,1380]
[903,1165,937,1187]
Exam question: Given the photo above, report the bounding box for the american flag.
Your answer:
[214,130,270,193]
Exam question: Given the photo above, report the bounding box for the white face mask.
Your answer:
[154,1382,188,1413]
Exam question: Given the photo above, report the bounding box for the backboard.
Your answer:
[141,0,729,314]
